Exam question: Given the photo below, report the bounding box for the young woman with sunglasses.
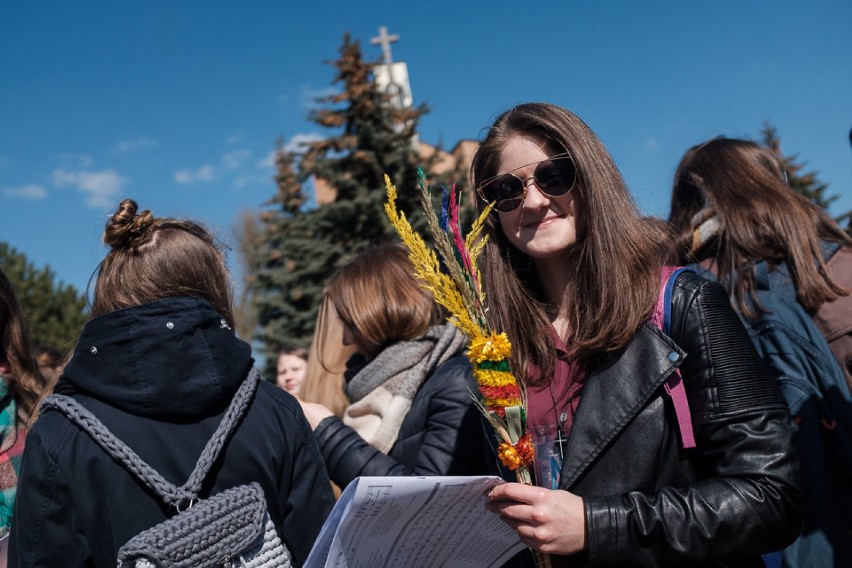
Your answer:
[473,103,802,567]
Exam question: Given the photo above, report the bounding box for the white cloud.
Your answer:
[645,138,659,150]
[222,149,252,170]
[252,133,324,173]
[257,150,277,169]
[174,164,217,184]
[174,150,257,186]
[53,168,127,208]
[283,132,323,155]
[232,172,271,190]
[226,133,243,145]
[111,138,157,154]
[4,184,47,200]
[232,173,251,190]
[57,153,94,169]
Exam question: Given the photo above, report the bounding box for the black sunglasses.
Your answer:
[476,152,578,213]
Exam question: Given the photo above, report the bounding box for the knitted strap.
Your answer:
[40,367,260,508]
[659,267,696,450]
[181,368,260,497]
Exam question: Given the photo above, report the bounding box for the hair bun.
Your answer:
[103,198,155,250]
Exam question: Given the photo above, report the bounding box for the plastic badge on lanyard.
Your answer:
[532,420,566,490]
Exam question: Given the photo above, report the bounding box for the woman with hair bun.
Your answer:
[10,199,334,567]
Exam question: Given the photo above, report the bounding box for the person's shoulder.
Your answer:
[249,380,309,426]
[670,268,736,327]
[245,381,315,441]
[421,355,476,398]
[826,244,852,277]
[678,265,714,288]
[431,355,473,381]
[253,380,302,413]
[675,266,728,298]
[25,400,85,460]
[438,353,472,371]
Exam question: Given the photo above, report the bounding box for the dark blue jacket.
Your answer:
[313,355,490,487]
[691,260,852,567]
[10,297,335,568]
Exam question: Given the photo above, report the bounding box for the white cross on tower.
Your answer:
[370,25,399,67]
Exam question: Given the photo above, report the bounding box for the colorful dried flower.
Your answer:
[468,332,512,363]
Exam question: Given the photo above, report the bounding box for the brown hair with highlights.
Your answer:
[92,198,234,325]
[471,103,672,383]
[323,243,440,358]
[670,137,850,318]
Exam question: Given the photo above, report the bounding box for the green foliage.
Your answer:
[0,242,89,354]
[254,140,321,355]
[761,123,850,228]
[253,34,462,359]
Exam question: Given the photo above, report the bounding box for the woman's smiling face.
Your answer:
[496,135,585,261]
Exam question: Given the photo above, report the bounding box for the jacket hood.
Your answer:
[63,296,253,417]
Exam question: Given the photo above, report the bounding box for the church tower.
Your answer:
[368,25,477,180]
[370,26,414,111]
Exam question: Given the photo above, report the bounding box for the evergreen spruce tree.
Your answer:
[761,123,850,228]
[255,33,463,358]
[0,242,88,354]
[254,140,318,357]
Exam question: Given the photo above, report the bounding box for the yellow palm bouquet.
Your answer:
[384,170,535,484]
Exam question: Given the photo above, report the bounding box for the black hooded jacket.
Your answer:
[9,297,334,567]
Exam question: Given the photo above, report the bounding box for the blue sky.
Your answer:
[2,1,850,299]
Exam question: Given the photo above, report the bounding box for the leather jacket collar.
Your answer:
[559,323,685,488]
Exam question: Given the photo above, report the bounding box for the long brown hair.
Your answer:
[300,295,354,418]
[323,243,440,357]
[669,137,850,318]
[92,199,235,325]
[471,103,670,383]
[0,267,47,424]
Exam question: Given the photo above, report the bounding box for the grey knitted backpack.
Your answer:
[41,368,292,568]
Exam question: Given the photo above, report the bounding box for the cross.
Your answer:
[370,25,399,67]
[555,411,568,459]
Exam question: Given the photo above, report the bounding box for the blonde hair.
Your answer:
[298,296,353,418]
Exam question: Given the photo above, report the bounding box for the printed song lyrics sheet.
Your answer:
[304,475,527,568]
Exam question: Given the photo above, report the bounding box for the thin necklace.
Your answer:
[548,348,580,460]
[548,378,568,459]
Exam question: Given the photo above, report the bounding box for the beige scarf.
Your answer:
[690,207,721,256]
[343,324,467,453]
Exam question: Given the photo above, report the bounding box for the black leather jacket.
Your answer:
[512,271,803,567]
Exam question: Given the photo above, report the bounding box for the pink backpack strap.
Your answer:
[653,266,696,450]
